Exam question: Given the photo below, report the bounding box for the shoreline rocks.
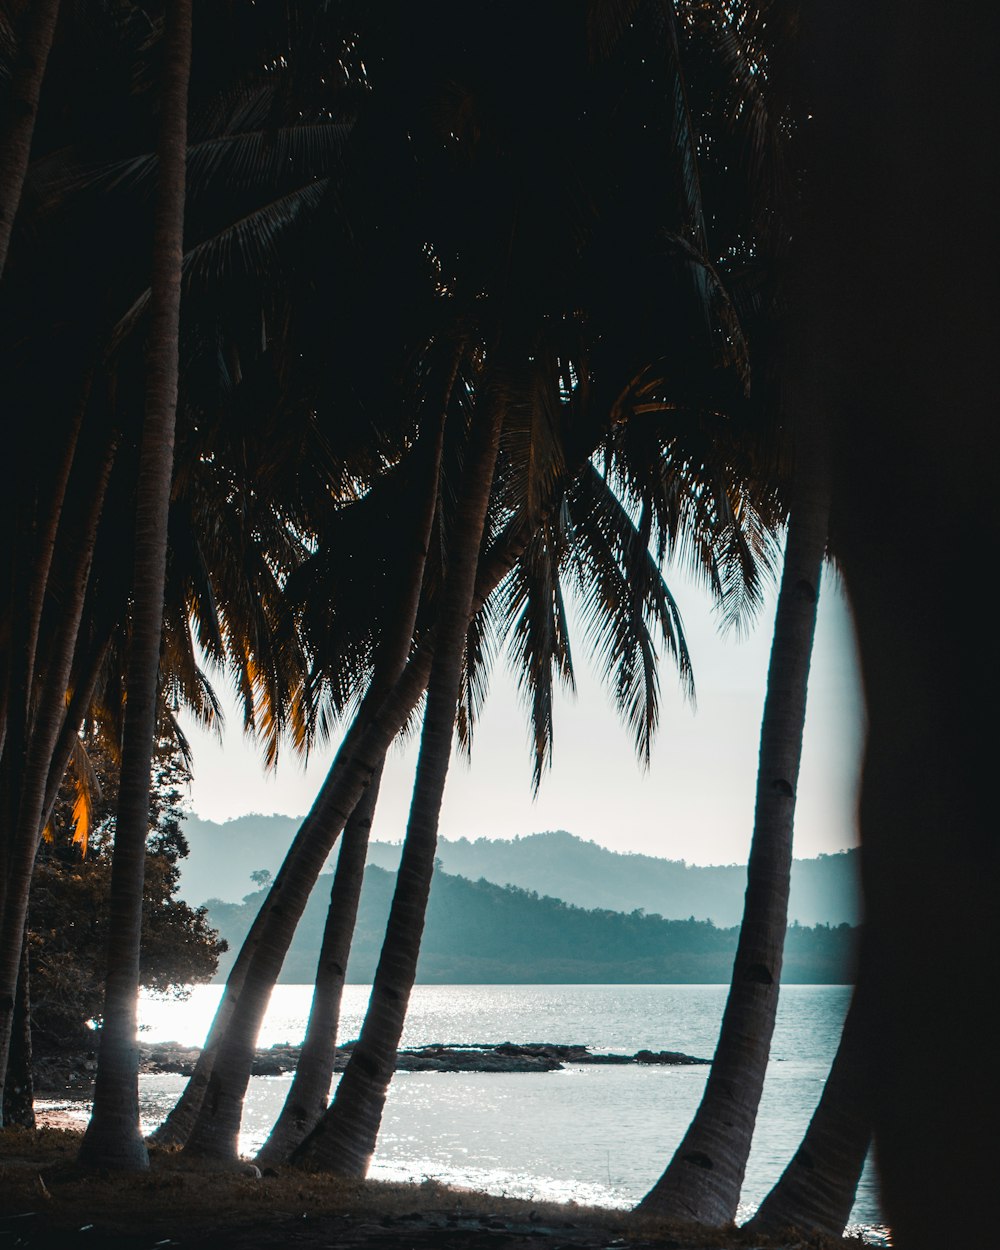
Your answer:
[34,1040,709,1093]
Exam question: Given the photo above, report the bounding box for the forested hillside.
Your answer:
[182,818,860,927]
[205,863,857,985]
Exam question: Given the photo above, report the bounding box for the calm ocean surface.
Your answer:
[41,983,888,1243]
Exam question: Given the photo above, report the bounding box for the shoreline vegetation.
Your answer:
[0,1128,872,1250]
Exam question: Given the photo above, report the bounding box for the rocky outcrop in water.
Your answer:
[33,1041,710,1092]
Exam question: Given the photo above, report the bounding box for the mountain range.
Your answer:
[179,816,860,928]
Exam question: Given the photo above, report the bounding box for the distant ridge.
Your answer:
[179,812,308,907]
[365,830,860,928]
[180,818,859,928]
[205,862,858,985]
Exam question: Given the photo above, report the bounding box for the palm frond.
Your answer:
[585,0,643,60]
[567,462,695,764]
[67,733,102,857]
[109,178,332,353]
[57,121,352,201]
[456,593,500,759]
[496,521,576,790]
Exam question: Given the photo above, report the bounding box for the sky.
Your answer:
[179,557,866,868]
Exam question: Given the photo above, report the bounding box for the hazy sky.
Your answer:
[180,555,865,867]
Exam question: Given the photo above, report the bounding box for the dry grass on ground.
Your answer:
[0,1127,868,1250]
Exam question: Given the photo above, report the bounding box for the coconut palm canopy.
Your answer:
[0,0,788,1162]
[2,0,983,1244]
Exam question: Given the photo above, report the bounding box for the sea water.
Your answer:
[41,983,888,1243]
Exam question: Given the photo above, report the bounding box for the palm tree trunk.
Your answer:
[157,508,529,1151]
[77,0,191,1171]
[635,457,829,1226]
[255,767,384,1165]
[256,394,452,1168]
[0,0,60,277]
[148,680,417,1151]
[180,412,456,1163]
[746,983,871,1239]
[20,390,90,723]
[0,392,85,783]
[177,653,433,1166]
[291,395,503,1177]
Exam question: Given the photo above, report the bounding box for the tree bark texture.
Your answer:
[636,459,829,1226]
[747,984,871,1238]
[0,0,60,276]
[291,396,503,1177]
[78,0,191,1171]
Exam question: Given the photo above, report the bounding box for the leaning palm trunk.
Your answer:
[163,513,529,1153]
[255,767,384,1165]
[291,397,503,1177]
[154,661,428,1151]
[0,0,60,277]
[636,460,829,1226]
[147,767,357,1147]
[256,401,451,1167]
[19,394,90,724]
[180,412,456,1164]
[177,762,384,1160]
[0,394,86,781]
[747,983,871,1239]
[77,0,191,1171]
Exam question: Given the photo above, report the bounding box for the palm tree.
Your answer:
[290,370,504,1174]
[0,0,60,276]
[622,1,840,1224]
[0,409,121,1112]
[161,0,779,1164]
[0,0,368,1127]
[747,981,871,1238]
[255,376,455,1164]
[178,412,459,1160]
[254,773,384,1165]
[153,500,534,1152]
[636,424,829,1225]
[77,0,192,1171]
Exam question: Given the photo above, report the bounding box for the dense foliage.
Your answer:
[28,736,225,1051]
